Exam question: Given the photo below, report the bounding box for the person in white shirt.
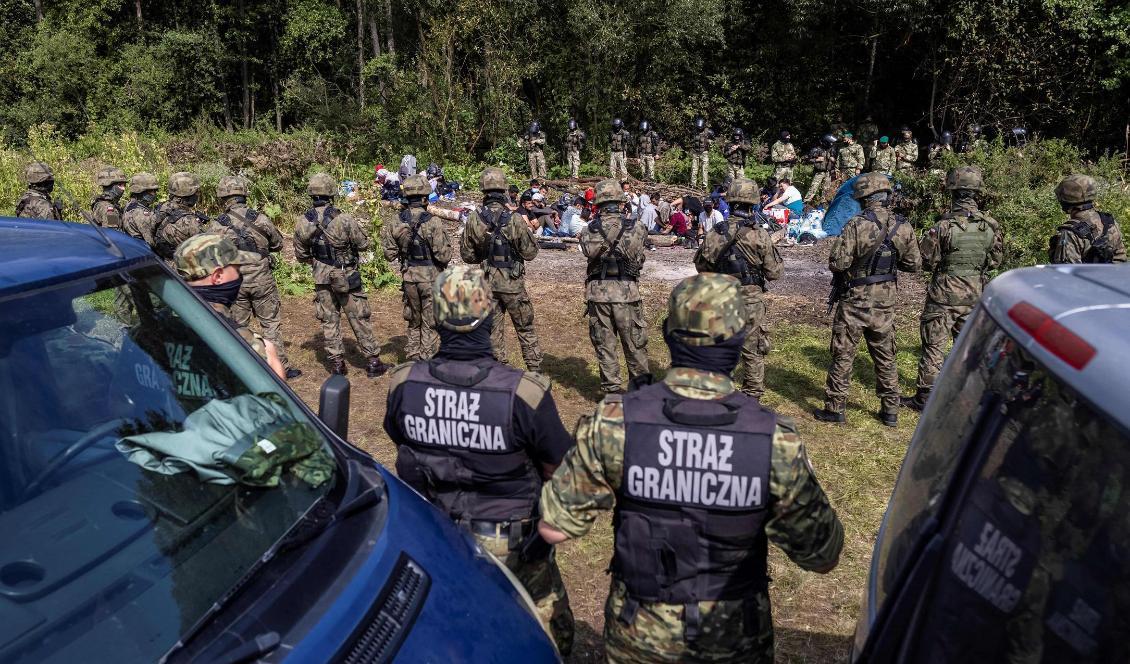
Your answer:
[762,177,805,216]
[697,196,725,233]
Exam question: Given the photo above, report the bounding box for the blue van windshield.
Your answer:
[0,267,337,663]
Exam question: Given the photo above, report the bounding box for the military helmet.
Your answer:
[852,172,892,200]
[969,123,983,136]
[174,233,257,281]
[640,120,650,132]
[129,172,159,193]
[479,166,508,192]
[821,133,837,146]
[24,161,54,185]
[780,130,791,141]
[1054,174,1096,206]
[529,120,540,134]
[945,165,984,191]
[695,117,705,130]
[592,178,623,206]
[94,166,127,187]
[612,118,623,130]
[401,173,431,198]
[433,266,494,332]
[940,131,953,145]
[900,125,912,135]
[568,118,577,130]
[727,178,759,205]
[168,172,201,197]
[307,173,337,197]
[216,175,249,198]
[665,273,749,347]
[733,127,744,138]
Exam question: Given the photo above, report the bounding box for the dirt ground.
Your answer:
[277,238,928,663]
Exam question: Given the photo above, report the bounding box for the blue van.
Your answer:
[0,218,559,662]
[853,264,1130,662]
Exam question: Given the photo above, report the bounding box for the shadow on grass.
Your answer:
[299,333,409,368]
[542,353,603,401]
[775,627,853,663]
[567,620,605,664]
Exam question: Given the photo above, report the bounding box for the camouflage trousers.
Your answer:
[568,149,582,178]
[727,164,745,180]
[640,155,656,181]
[603,581,773,663]
[691,152,709,189]
[804,171,833,204]
[610,151,628,181]
[231,274,289,366]
[823,301,899,415]
[737,295,769,399]
[491,289,543,372]
[401,281,438,361]
[587,300,650,394]
[773,165,794,181]
[914,300,974,393]
[476,532,574,656]
[313,285,381,359]
[528,150,547,180]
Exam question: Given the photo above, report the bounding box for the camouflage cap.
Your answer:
[665,273,748,346]
[168,172,201,197]
[727,178,759,205]
[401,173,431,198]
[174,233,258,280]
[592,178,623,206]
[433,266,493,332]
[307,173,337,197]
[217,175,249,198]
[24,161,54,184]
[479,167,508,192]
[945,165,984,191]
[95,166,127,187]
[852,172,892,200]
[1054,174,1096,205]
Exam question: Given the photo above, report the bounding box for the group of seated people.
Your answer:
[374,155,462,201]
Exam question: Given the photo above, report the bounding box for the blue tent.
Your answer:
[821,175,860,236]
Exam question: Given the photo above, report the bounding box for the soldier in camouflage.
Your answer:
[521,121,548,180]
[926,131,953,174]
[815,172,921,427]
[836,132,866,178]
[804,135,838,205]
[637,120,661,182]
[857,115,879,161]
[90,166,127,229]
[581,179,650,395]
[207,175,298,379]
[609,118,632,181]
[724,128,750,180]
[153,172,209,264]
[460,167,544,372]
[690,118,714,190]
[381,173,453,361]
[894,126,919,173]
[903,166,1002,411]
[293,173,390,377]
[1048,174,1127,264]
[122,172,160,247]
[383,266,575,654]
[15,161,64,221]
[694,178,783,399]
[173,233,285,379]
[564,118,586,179]
[870,136,896,175]
[538,273,844,664]
[769,130,797,181]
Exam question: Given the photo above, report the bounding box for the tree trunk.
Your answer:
[274,76,282,132]
[221,88,235,132]
[356,0,366,110]
[384,0,395,54]
[863,33,878,111]
[134,0,143,26]
[928,67,938,138]
[367,5,386,104]
[33,0,43,21]
[238,0,250,129]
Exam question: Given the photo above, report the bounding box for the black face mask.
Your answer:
[37,181,55,194]
[106,185,125,202]
[665,327,747,375]
[436,316,495,361]
[137,191,157,207]
[193,275,243,308]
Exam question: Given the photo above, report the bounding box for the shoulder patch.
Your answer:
[516,371,552,409]
[387,362,415,392]
[775,415,798,435]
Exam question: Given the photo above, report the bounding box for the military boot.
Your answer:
[330,357,348,376]
[878,411,898,428]
[285,367,303,380]
[366,356,390,378]
[900,389,929,412]
[812,408,846,423]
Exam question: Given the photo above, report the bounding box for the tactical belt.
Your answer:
[848,273,897,288]
[465,518,535,541]
[313,255,357,269]
[586,273,637,283]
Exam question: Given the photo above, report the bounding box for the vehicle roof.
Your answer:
[982,263,1130,431]
[0,217,156,296]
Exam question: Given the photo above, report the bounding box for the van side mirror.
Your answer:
[318,375,350,439]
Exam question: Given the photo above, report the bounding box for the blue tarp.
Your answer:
[821,175,860,236]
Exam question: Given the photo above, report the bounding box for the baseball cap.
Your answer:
[174,233,258,280]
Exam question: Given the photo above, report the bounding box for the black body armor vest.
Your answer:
[401,208,435,267]
[481,207,515,269]
[849,210,904,288]
[393,359,541,522]
[716,218,766,290]
[612,382,775,610]
[153,207,207,260]
[215,208,266,258]
[586,215,640,282]
[305,206,352,267]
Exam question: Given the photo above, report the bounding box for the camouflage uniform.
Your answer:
[690,127,714,189]
[90,166,127,229]
[1048,174,1127,264]
[637,129,661,181]
[836,137,866,178]
[910,167,1002,405]
[384,266,575,654]
[769,140,797,180]
[380,174,453,361]
[894,132,919,173]
[804,143,837,205]
[521,129,548,180]
[870,142,896,175]
[208,176,291,368]
[541,275,843,664]
[926,141,952,174]
[694,179,784,399]
[293,174,385,373]
[565,125,587,178]
[15,162,63,221]
[153,173,209,264]
[723,135,750,180]
[461,167,544,371]
[821,173,922,422]
[122,172,160,247]
[610,125,632,181]
[581,180,650,394]
[857,118,879,156]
